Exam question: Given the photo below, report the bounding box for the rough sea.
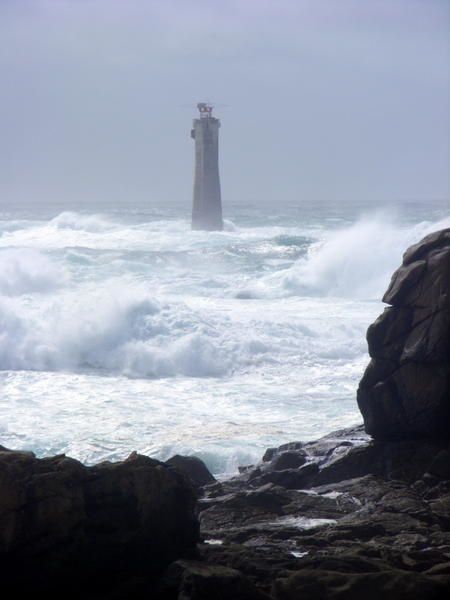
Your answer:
[0,200,448,475]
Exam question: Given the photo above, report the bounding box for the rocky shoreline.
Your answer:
[1,228,449,599]
[192,425,450,599]
[1,425,449,598]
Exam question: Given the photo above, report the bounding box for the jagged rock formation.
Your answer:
[0,447,198,597]
[357,228,450,440]
[2,428,450,598]
[191,427,450,599]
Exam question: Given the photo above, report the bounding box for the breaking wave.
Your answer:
[255,214,450,300]
[1,204,448,470]
[0,210,448,378]
[0,287,225,376]
[50,211,117,232]
[0,248,67,296]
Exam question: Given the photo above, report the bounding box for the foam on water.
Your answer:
[248,212,450,300]
[0,248,67,296]
[0,205,448,474]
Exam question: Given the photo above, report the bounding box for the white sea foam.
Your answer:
[0,284,222,376]
[0,211,447,377]
[271,516,337,529]
[50,211,116,232]
[256,213,450,300]
[0,207,448,473]
[0,282,370,377]
[0,248,67,296]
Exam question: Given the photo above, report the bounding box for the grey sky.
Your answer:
[0,0,449,208]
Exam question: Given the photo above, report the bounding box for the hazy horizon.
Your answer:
[1,0,449,209]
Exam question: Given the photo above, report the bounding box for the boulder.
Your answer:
[357,228,450,439]
[166,454,216,488]
[269,450,307,471]
[0,448,199,596]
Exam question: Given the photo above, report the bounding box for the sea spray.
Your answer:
[0,248,67,296]
[257,213,450,300]
[0,206,448,473]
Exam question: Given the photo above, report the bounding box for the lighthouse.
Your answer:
[191,103,223,231]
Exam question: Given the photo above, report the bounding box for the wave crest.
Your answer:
[0,286,234,377]
[50,211,116,232]
[0,249,67,296]
[259,214,450,300]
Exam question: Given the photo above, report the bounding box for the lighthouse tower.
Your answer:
[191,103,223,231]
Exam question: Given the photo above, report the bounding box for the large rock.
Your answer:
[166,454,216,488]
[0,447,199,596]
[357,228,450,440]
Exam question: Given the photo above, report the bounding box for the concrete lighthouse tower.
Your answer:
[191,102,223,231]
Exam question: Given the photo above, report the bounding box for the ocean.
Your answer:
[0,199,448,475]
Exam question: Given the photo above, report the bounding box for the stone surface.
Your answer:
[159,559,271,599]
[166,454,216,488]
[195,426,450,598]
[0,448,199,596]
[357,228,450,440]
[3,428,450,598]
[273,567,448,600]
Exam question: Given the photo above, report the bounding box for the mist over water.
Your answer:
[0,200,448,474]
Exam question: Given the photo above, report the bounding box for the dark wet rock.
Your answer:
[426,562,450,576]
[274,441,304,453]
[166,454,216,488]
[428,493,450,528]
[357,228,450,440]
[427,449,450,480]
[159,559,271,599]
[4,425,450,598]
[309,438,450,487]
[199,485,288,531]
[262,443,304,464]
[193,424,450,598]
[245,426,450,490]
[270,450,307,471]
[249,463,319,489]
[199,543,303,594]
[272,567,448,600]
[199,483,353,534]
[0,448,198,597]
[262,448,277,462]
